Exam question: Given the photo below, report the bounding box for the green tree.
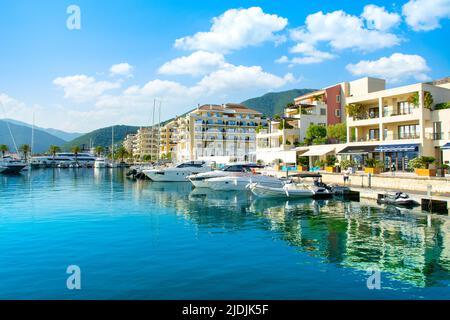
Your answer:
[327,123,347,143]
[115,146,128,163]
[94,146,104,157]
[19,144,31,161]
[0,144,9,158]
[71,146,81,163]
[306,124,328,145]
[48,145,61,162]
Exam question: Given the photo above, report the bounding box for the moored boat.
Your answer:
[143,161,211,182]
[377,192,419,208]
[249,182,315,199]
[0,156,27,174]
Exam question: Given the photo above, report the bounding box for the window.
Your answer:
[398,124,419,139]
[433,122,442,140]
[369,129,379,141]
[335,109,341,117]
[397,101,414,115]
[368,107,379,118]
[320,108,326,116]
[336,95,341,103]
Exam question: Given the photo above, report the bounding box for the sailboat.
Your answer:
[107,125,118,168]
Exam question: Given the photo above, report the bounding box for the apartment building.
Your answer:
[342,77,450,170]
[123,134,136,155]
[125,127,160,160]
[159,119,178,160]
[256,84,345,164]
[172,104,268,163]
[255,76,450,169]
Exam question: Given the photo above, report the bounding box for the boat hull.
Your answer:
[250,184,314,199]
[0,164,27,174]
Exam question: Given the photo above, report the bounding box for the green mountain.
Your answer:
[63,125,140,150]
[0,120,66,153]
[241,89,317,116]
[1,118,83,141]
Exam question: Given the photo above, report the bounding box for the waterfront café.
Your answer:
[296,144,345,169]
[337,143,420,171]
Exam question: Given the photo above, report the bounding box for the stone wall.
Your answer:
[319,172,450,194]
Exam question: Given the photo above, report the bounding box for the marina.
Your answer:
[0,167,449,299]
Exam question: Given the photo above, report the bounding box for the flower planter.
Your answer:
[325,166,337,173]
[297,165,308,172]
[364,167,381,174]
[415,168,436,177]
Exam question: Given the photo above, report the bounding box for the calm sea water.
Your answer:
[0,168,449,300]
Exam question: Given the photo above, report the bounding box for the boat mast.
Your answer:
[111,125,115,164]
[151,99,156,161]
[0,101,19,155]
[31,112,35,157]
[158,100,162,160]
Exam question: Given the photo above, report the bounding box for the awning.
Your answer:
[301,145,336,157]
[375,144,419,152]
[338,145,377,155]
[442,143,450,150]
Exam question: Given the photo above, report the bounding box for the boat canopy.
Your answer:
[441,143,450,150]
[374,144,419,153]
[338,145,376,155]
[301,145,336,157]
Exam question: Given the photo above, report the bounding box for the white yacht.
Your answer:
[0,156,27,174]
[143,161,211,182]
[187,163,261,188]
[207,174,284,191]
[249,182,315,199]
[94,158,107,168]
[31,153,96,168]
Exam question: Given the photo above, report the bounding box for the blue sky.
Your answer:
[0,0,449,132]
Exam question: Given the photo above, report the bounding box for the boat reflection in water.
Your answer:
[136,181,450,289]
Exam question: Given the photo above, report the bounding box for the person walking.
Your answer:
[343,167,350,186]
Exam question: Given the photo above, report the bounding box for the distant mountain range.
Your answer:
[1,118,83,141]
[0,120,66,153]
[241,89,316,116]
[0,89,314,154]
[62,125,141,150]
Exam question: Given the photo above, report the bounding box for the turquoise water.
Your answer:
[0,168,449,299]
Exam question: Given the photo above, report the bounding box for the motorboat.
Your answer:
[187,163,262,188]
[31,153,96,168]
[0,156,27,174]
[377,192,419,208]
[249,182,315,199]
[143,161,212,182]
[207,174,284,191]
[94,158,107,168]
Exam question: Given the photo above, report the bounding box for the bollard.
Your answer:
[427,184,432,197]
[368,173,372,189]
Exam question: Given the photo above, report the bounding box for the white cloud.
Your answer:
[174,7,288,53]
[194,65,294,95]
[346,53,431,83]
[362,4,401,31]
[402,0,450,31]
[53,75,121,102]
[277,43,336,65]
[110,63,134,77]
[158,51,228,76]
[290,10,400,52]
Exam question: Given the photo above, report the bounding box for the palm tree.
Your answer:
[71,146,81,164]
[94,146,104,157]
[115,146,128,163]
[19,144,31,161]
[48,145,61,163]
[0,144,8,158]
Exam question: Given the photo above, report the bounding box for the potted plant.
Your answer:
[297,156,309,171]
[273,159,283,171]
[325,155,337,173]
[409,156,436,176]
[314,159,325,170]
[364,158,383,174]
[340,159,356,171]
